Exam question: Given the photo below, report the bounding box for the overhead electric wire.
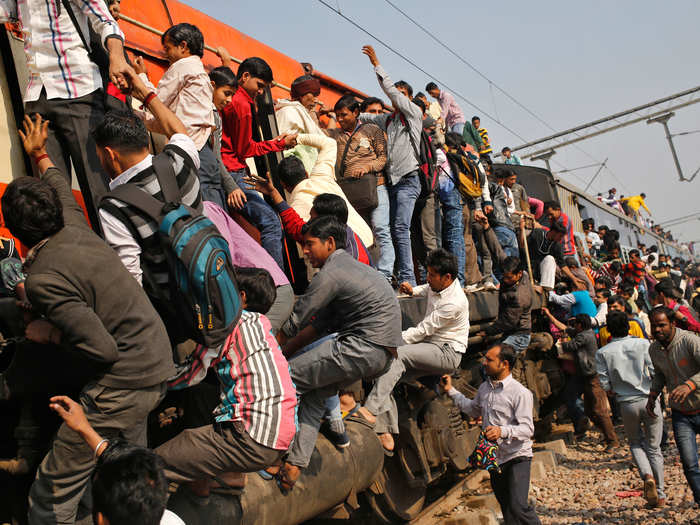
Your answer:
[316,0,530,143]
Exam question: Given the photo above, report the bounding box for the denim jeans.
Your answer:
[230,169,284,270]
[492,225,519,281]
[371,184,395,281]
[198,144,227,209]
[440,187,465,285]
[388,173,421,285]
[671,410,700,503]
[503,333,531,353]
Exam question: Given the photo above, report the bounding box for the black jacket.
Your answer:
[486,273,532,337]
[562,329,598,377]
[486,183,514,230]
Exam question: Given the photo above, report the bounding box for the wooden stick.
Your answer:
[520,221,535,286]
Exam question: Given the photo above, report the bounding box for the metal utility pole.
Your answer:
[584,157,608,193]
[530,149,556,172]
[647,112,698,182]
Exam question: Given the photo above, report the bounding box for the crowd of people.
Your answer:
[1,3,700,525]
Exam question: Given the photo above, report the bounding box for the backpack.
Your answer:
[444,148,485,199]
[105,155,241,347]
[387,112,439,200]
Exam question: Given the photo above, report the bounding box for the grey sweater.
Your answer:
[650,328,700,413]
[358,64,423,185]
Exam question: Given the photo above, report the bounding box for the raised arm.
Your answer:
[296,133,337,179]
[124,69,187,139]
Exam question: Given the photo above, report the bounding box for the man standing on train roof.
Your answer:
[441,344,541,525]
[425,82,466,134]
[621,193,651,223]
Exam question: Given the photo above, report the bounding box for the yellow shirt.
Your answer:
[599,322,645,346]
[622,195,650,214]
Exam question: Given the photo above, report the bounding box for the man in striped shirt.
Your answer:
[0,0,130,231]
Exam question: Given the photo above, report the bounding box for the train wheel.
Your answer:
[365,453,426,523]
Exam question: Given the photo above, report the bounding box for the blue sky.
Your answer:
[184,0,700,244]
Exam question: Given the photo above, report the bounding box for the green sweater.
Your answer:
[462,122,483,151]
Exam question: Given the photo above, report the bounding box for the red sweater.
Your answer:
[275,202,372,266]
[220,88,286,172]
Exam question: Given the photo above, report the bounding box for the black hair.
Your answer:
[497,344,517,370]
[607,294,626,308]
[502,256,522,275]
[161,23,204,58]
[596,288,612,299]
[334,94,360,113]
[312,193,348,224]
[425,248,458,279]
[209,66,237,88]
[360,97,383,112]
[234,266,277,314]
[301,215,346,249]
[92,441,168,525]
[574,313,592,330]
[548,221,567,234]
[237,57,273,83]
[629,249,640,258]
[610,260,622,273]
[444,132,466,149]
[655,279,675,298]
[413,97,426,114]
[276,156,307,189]
[607,310,629,338]
[651,305,674,323]
[93,110,150,153]
[620,283,635,296]
[1,177,64,248]
[425,82,438,92]
[472,115,480,122]
[599,225,610,232]
[394,80,413,97]
[501,146,512,154]
[414,92,427,100]
[640,192,646,198]
[564,256,579,268]
[648,254,656,263]
[543,200,561,212]
[595,276,613,288]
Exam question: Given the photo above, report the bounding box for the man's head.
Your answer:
[501,147,512,159]
[619,283,634,301]
[607,294,626,313]
[276,156,307,192]
[425,82,440,99]
[543,201,562,220]
[504,171,517,188]
[654,279,675,306]
[360,97,384,114]
[568,313,592,335]
[482,344,516,381]
[413,97,427,116]
[301,216,346,268]
[394,80,413,99]
[608,244,621,260]
[471,116,481,128]
[598,224,609,237]
[640,192,646,199]
[594,276,612,292]
[234,267,276,314]
[107,0,121,20]
[582,218,594,232]
[564,256,579,269]
[290,75,321,112]
[606,310,630,339]
[311,193,348,224]
[92,111,150,179]
[545,220,567,242]
[334,95,360,132]
[161,23,204,62]
[501,256,524,287]
[414,92,429,108]
[1,177,64,248]
[209,66,237,112]
[629,249,640,262]
[594,288,611,306]
[92,442,168,525]
[237,57,274,99]
[424,248,458,293]
[651,306,676,345]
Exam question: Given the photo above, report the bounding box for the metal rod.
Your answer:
[647,114,685,182]
[583,157,607,193]
[118,13,291,92]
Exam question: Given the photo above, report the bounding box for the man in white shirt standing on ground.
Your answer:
[359,249,469,454]
[442,344,541,525]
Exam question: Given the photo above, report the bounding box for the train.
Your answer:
[0,2,692,524]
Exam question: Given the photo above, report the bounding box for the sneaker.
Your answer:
[482,281,498,291]
[643,475,659,506]
[464,284,482,293]
[329,430,350,449]
[604,441,621,453]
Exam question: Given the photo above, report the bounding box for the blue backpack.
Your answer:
[105,155,241,347]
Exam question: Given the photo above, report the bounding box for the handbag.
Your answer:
[337,124,378,212]
[468,431,501,474]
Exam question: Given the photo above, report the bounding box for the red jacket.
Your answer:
[220,88,286,172]
[275,202,372,267]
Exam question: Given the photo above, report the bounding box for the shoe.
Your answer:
[481,281,498,291]
[604,441,621,453]
[643,474,659,506]
[329,430,350,449]
[574,417,591,436]
[464,284,482,293]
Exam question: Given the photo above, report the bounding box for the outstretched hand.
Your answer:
[18,114,49,158]
[362,45,380,67]
[122,68,152,102]
[243,172,275,196]
[49,396,90,434]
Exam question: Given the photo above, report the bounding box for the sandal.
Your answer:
[342,404,360,420]
[275,463,299,494]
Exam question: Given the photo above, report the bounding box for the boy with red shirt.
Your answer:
[219,56,297,269]
[622,249,646,284]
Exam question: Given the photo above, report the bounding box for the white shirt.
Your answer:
[0,0,123,101]
[593,301,608,329]
[587,231,603,249]
[402,278,470,352]
[98,133,200,284]
[161,510,186,525]
[504,186,516,214]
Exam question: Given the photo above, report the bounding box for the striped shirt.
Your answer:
[477,127,492,155]
[169,311,298,451]
[0,0,123,102]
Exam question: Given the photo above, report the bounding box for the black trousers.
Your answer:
[25,88,110,234]
[490,456,541,525]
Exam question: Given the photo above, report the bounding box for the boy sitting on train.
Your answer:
[358,249,469,454]
[274,216,401,491]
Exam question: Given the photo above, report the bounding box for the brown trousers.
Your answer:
[462,205,483,285]
[155,420,282,483]
[584,375,619,444]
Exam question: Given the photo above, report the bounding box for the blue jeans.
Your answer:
[503,333,531,352]
[671,410,700,503]
[371,184,395,281]
[492,225,519,281]
[198,144,227,209]
[389,173,421,285]
[440,187,465,285]
[291,333,343,432]
[230,169,284,270]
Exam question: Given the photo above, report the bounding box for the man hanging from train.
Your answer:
[0,0,130,232]
[274,215,402,491]
[358,249,469,454]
